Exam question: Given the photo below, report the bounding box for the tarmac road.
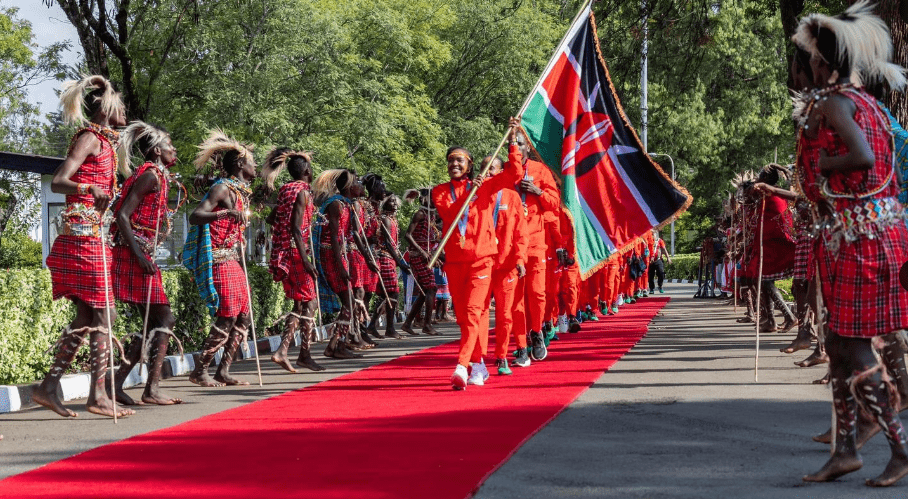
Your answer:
[475,284,907,499]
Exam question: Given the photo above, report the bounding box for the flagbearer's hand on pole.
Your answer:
[508,117,521,142]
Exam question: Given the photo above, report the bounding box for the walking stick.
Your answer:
[754,198,766,382]
[139,185,164,365]
[309,227,324,341]
[99,222,118,424]
[239,242,264,387]
[732,208,737,313]
[351,202,393,308]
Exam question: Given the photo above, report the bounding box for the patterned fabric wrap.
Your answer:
[742,195,795,281]
[112,245,169,304]
[434,269,450,300]
[212,260,250,318]
[349,200,379,292]
[269,181,313,283]
[182,221,218,316]
[792,231,816,281]
[804,88,908,337]
[378,255,399,293]
[111,162,171,248]
[406,209,439,289]
[47,129,117,308]
[314,196,349,311]
[280,251,316,302]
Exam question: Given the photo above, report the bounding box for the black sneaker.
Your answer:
[529,330,548,361]
[568,316,581,333]
[511,348,531,367]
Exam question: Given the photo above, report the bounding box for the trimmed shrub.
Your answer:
[664,253,699,280]
[0,264,290,385]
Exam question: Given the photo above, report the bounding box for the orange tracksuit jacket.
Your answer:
[432,146,525,367]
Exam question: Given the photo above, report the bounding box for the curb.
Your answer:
[666,279,696,284]
[0,324,333,414]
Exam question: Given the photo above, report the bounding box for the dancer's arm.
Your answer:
[326,200,351,283]
[815,94,874,174]
[189,184,244,225]
[291,190,317,277]
[115,170,160,274]
[52,132,110,212]
[404,211,431,260]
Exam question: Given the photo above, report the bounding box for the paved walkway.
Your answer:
[477,284,906,498]
[3,285,907,497]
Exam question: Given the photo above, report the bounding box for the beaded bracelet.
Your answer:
[77,183,91,195]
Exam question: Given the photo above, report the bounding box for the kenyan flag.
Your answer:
[521,3,692,277]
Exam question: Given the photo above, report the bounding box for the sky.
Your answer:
[3,0,82,120]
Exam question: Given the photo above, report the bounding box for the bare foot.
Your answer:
[866,453,908,487]
[385,329,403,339]
[423,325,441,336]
[141,391,183,405]
[296,357,327,372]
[803,453,863,482]
[776,319,798,334]
[189,372,225,387]
[214,373,250,386]
[813,429,832,444]
[86,398,135,419]
[401,324,419,336]
[796,350,829,368]
[271,353,298,373]
[32,388,77,418]
[780,337,812,354]
[115,388,145,406]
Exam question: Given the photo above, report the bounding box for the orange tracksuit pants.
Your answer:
[446,257,495,367]
[559,265,581,316]
[515,248,547,335]
[482,265,526,360]
[601,263,620,308]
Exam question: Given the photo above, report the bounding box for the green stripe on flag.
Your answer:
[522,92,563,170]
[562,174,613,275]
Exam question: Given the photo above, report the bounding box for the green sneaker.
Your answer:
[611,306,619,314]
[497,358,513,375]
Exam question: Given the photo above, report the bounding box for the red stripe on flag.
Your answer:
[541,52,582,130]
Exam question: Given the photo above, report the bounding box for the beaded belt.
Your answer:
[840,196,903,230]
[60,221,103,238]
[213,246,240,263]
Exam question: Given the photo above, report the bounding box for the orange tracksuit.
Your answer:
[581,269,601,311]
[508,154,561,337]
[557,209,581,316]
[601,256,621,308]
[544,215,562,325]
[482,187,529,360]
[432,146,525,367]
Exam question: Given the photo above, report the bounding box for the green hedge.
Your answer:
[0,264,291,385]
[664,253,699,280]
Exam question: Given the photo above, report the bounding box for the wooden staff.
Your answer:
[138,182,165,365]
[239,241,264,386]
[99,222,118,423]
[351,202,393,308]
[754,198,766,382]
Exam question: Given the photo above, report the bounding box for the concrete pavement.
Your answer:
[476,284,907,498]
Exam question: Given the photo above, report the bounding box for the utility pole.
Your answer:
[640,0,648,150]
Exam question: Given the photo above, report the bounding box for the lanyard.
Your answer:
[450,181,472,247]
[493,190,503,229]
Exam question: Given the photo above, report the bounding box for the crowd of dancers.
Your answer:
[31,75,671,421]
[717,2,908,487]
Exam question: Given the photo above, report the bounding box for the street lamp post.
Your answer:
[648,152,675,255]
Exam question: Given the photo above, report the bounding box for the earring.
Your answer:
[827,70,839,85]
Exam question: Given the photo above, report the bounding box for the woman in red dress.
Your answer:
[34,75,130,419]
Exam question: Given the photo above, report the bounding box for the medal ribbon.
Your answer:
[450,181,472,244]
[493,190,503,229]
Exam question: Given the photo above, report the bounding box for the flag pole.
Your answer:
[428,0,593,268]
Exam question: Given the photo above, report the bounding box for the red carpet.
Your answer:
[1,297,668,499]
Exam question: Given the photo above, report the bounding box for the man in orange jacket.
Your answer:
[432,121,525,390]
[556,206,582,334]
[480,155,529,375]
[508,124,562,363]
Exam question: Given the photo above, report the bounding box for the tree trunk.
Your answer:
[879,0,908,124]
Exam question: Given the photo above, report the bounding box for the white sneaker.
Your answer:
[558,314,569,334]
[451,364,468,390]
[468,361,489,386]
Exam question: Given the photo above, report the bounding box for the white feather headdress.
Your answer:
[193,129,254,172]
[117,121,171,176]
[261,148,313,192]
[59,75,125,126]
[792,1,906,90]
[312,169,353,206]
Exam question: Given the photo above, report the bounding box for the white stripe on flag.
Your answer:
[608,145,660,226]
[538,88,566,126]
[576,188,617,254]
